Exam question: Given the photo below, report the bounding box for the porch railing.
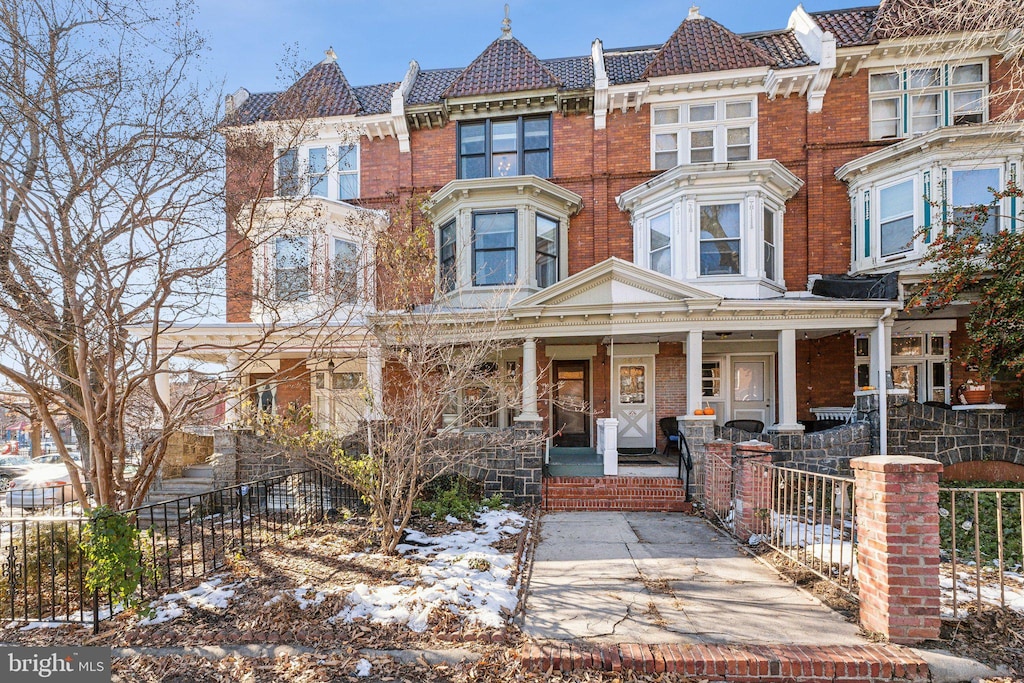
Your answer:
[939,485,1024,618]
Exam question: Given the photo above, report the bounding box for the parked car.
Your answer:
[0,455,33,487]
[32,451,82,465]
[4,464,76,510]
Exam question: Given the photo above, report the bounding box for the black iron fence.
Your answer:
[1,470,362,632]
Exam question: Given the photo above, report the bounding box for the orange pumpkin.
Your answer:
[694,408,706,416]
[704,405,716,415]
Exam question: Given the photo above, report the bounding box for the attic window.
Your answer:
[651,97,756,170]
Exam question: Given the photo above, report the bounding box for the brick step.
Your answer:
[520,642,929,682]
[543,476,694,512]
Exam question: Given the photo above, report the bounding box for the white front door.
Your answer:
[731,356,773,427]
[613,356,655,449]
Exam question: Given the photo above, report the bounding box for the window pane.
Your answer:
[857,363,870,387]
[689,103,716,121]
[655,152,677,170]
[524,150,550,177]
[537,254,557,289]
[930,335,946,355]
[726,127,750,161]
[337,144,358,171]
[334,238,359,302]
[911,94,941,132]
[275,236,309,300]
[491,121,517,152]
[953,168,1000,234]
[763,208,775,245]
[654,133,677,169]
[523,117,550,150]
[909,68,940,88]
[952,64,983,84]
[461,156,486,179]
[690,129,714,163]
[725,101,752,119]
[439,220,457,292]
[475,213,516,247]
[856,337,870,357]
[763,242,775,280]
[655,133,678,152]
[649,212,671,275]
[308,147,327,196]
[474,251,516,286]
[491,152,517,177]
[338,173,358,200]
[880,180,914,221]
[881,216,915,256]
[699,240,741,275]
[333,372,362,391]
[619,366,646,404]
[871,98,901,139]
[953,89,983,122]
[699,204,740,239]
[892,337,923,356]
[870,72,900,92]
[460,123,485,155]
[654,108,679,125]
[880,179,915,257]
[536,215,558,288]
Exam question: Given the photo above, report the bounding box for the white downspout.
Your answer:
[877,308,891,456]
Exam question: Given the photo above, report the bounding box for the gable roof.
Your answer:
[643,13,773,79]
[443,35,563,99]
[273,61,362,118]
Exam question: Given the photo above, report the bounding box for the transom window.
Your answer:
[699,203,741,275]
[651,99,756,169]
[472,211,517,286]
[869,63,986,140]
[458,116,551,179]
[276,144,361,200]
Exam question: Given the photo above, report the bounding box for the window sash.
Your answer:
[699,204,741,276]
[275,236,310,301]
[868,62,988,139]
[763,208,776,281]
[879,179,915,257]
[439,220,457,293]
[648,212,672,276]
[276,149,299,196]
[472,211,517,286]
[333,238,359,303]
[951,168,1000,235]
[535,214,559,289]
[307,147,328,197]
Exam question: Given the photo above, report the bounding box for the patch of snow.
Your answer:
[138,575,240,627]
[331,508,527,632]
[355,658,371,677]
[444,515,461,525]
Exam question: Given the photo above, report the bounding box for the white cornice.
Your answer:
[423,175,584,219]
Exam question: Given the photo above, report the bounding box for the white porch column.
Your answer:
[516,336,541,422]
[224,352,241,425]
[877,313,893,455]
[155,358,171,408]
[366,344,384,420]
[686,330,704,414]
[773,329,804,432]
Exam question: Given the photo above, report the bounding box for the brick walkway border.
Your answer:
[520,642,929,682]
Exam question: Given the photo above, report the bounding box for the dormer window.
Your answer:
[651,98,756,170]
[868,62,986,140]
[458,115,552,179]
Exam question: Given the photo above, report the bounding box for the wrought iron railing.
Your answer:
[1,470,362,632]
[939,485,1024,618]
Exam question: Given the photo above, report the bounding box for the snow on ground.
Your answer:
[749,512,857,577]
[137,575,241,626]
[330,508,527,632]
[6,604,126,631]
[940,563,1024,616]
[264,586,330,610]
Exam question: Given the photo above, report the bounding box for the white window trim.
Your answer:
[650,97,758,169]
[275,141,361,201]
[867,61,988,141]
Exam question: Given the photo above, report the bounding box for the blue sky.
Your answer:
[194,0,870,94]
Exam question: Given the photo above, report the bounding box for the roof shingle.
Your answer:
[354,82,400,115]
[542,55,593,91]
[643,14,773,79]
[811,6,879,47]
[273,61,362,118]
[443,36,562,99]
[604,48,659,85]
[745,29,815,69]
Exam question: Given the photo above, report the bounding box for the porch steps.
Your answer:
[520,642,929,682]
[542,476,693,513]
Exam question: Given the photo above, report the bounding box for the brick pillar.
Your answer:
[852,455,942,644]
[702,440,733,521]
[733,442,774,540]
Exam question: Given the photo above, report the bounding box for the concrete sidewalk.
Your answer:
[520,511,865,645]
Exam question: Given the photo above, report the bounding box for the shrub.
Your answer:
[940,482,1023,566]
[415,477,503,522]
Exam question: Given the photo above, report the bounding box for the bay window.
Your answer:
[472,211,517,286]
[869,62,986,140]
[651,98,756,170]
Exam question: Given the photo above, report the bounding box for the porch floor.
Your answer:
[548,447,680,477]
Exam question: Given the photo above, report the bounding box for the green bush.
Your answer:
[80,507,155,613]
[939,482,1023,567]
[415,478,503,522]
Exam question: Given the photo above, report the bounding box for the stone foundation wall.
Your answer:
[716,423,872,476]
[161,431,214,479]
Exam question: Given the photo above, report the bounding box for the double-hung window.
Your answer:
[951,167,1000,235]
[438,219,457,293]
[275,236,310,301]
[535,214,559,289]
[869,62,986,140]
[472,211,517,286]
[276,149,299,197]
[333,238,359,302]
[699,203,741,275]
[648,211,672,276]
[458,116,551,179]
[651,99,755,170]
[879,179,915,257]
[763,208,776,281]
[275,144,360,199]
[337,144,359,200]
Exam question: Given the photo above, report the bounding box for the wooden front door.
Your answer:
[552,360,590,447]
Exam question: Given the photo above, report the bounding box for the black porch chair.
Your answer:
[659,416,682,456]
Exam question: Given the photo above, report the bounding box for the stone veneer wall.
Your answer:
[159,431,214,479]
[885,393,1024,467]
[716,423,872,476]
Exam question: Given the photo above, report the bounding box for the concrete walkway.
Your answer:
[521,511,866,645]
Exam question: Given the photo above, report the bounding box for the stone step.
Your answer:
[520,642,929,682]
[155,477,216,493]
[543,476,693,513]
[182,465,215,479]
